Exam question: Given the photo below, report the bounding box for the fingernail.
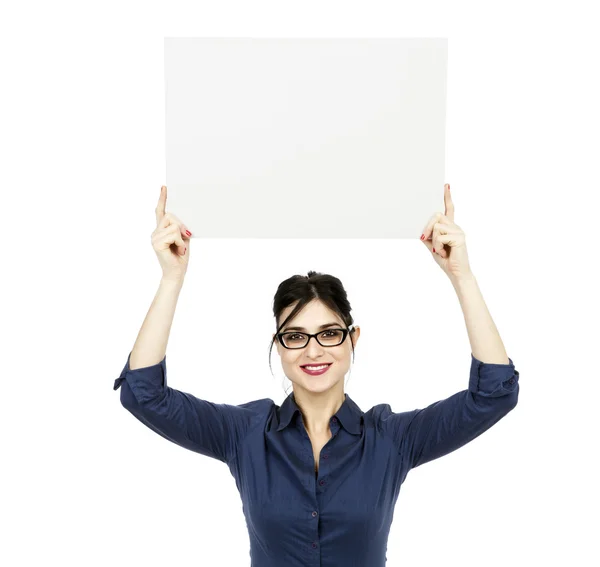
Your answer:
[420,234,424,240]
[186,230,192,236]
[433,248,436,253]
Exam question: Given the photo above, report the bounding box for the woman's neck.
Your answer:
[293,388,346,436]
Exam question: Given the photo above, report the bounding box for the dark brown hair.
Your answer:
[268,271,357,392]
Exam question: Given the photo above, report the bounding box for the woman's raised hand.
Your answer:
[152,185,192,282]
[420,183,472,281]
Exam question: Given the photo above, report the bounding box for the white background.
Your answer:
[2,1,599,566]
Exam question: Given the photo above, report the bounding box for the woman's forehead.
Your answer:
[283,305,343,328]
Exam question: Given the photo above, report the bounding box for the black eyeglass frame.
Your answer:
[276,325,354,350]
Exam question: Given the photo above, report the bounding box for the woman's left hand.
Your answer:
[420,184,473,281]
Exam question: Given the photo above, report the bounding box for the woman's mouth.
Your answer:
[300,363,332,376]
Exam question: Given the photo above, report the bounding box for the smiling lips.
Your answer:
[300,363,332,375]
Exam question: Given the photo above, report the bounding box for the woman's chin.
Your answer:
[300,376,339,393]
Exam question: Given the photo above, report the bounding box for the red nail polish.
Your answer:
[420,234,424,240]
[433,248,436,253]
[186,230,192,236]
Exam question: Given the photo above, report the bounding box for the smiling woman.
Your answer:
[269,272,360,407]
[115,260,519,566]
[270,271,358,372]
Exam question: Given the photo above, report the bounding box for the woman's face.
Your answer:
[273,299,360,395]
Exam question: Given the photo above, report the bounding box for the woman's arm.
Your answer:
[383,354,519,470]
[129,277,184,370]
[114,353,262,464]
[450,273,510,364]
[381,272,518,470]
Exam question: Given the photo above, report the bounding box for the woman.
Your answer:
[114,184,519,566]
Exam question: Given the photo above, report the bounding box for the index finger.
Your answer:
[443,183,454,222]
[155,185,167,225]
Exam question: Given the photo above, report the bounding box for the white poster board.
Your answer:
[165,38,447,238]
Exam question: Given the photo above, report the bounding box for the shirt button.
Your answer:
[323,454,329,459]
[319,479,326,486]
[332,417,337,423]
[509,378,515,384]
[312,542,318,548]
[312,511,318,517]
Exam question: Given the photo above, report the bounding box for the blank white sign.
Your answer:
[165,38,447,238]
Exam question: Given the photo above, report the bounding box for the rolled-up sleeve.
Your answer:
[114,351,257,464]
[383,353,519,470]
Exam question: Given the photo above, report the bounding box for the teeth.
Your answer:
[304,365,329,370]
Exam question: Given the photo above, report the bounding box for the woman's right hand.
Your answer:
[152,185,192,282]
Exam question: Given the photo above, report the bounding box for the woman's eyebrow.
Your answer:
[283,322,341,332]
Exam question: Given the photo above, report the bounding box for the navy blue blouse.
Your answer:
[114,352,519,567]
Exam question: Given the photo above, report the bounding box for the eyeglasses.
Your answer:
[277,326,353,349]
